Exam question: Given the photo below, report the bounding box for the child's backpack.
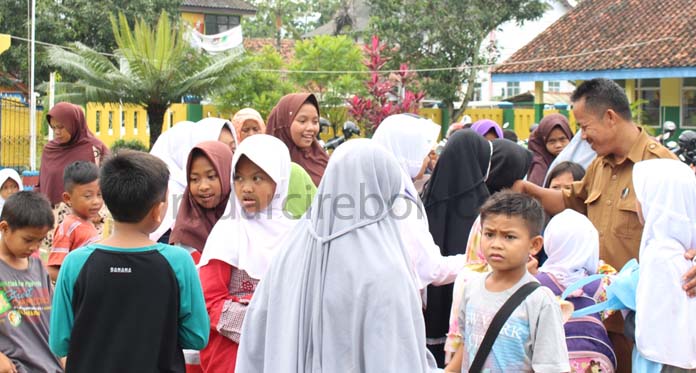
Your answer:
[536,272,617,373]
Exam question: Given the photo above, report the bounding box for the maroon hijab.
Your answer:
[527,113,573,186]
[39,102,109,205]
[169,141,233,252]
[266,93,328,186]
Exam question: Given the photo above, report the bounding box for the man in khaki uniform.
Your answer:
[513,78,687,373]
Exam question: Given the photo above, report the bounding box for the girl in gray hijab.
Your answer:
[236,139,439,372]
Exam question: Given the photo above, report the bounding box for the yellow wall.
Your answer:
[661,78,681,106]
[86,102,190,148]
[418,108,442,126]
[0,99,43,168]
[462,108,505,126]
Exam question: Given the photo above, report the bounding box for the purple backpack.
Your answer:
[536,272,617,372]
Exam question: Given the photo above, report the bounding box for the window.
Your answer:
[472,83,482,101]
[95,110,101,133]
[635,79,660,126]
[204,14,240,35]
[547,81,561,92]
[506,82,520,97]
[108,111,113,130]
[133,112,139,135]
[683,78,696,128]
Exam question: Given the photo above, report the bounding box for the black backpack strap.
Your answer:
[469,282,541,373]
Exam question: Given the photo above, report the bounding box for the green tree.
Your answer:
[369,0,548,122]
[45,11,240,148]
[290,35,364,105]
[0,0,181,87]
[242,0,340,44]
[214,45,295,120]
[291,35,365,128]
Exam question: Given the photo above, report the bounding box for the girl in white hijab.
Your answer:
[538,209,600,287]
[372,114,467,291]
[198,134,296,373]
[236,139,439,372]
[633,159,696,370]
[0,168,23,216]
[149,118,237,242]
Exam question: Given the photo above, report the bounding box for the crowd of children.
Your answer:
[1,80,696,373]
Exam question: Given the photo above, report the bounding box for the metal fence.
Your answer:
[0,97,43,172]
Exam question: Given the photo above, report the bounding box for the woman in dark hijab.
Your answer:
[486,138,533,194]
[266,93,329,186]
[38,102,109,206]
[526,113,573,186]
[421,129,493,366]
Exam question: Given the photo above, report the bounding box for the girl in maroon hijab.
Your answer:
[170,141,233,264]
[527,113,573,186]
[39,102,109,206]
[266,93,328,186]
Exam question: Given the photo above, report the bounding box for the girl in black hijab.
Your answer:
[421,131,532,367]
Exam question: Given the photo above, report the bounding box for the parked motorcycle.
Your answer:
[324,121,361,151]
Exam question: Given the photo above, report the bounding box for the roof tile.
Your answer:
[492,0,696,74]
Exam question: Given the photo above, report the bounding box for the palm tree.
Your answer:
[46,11,240,148]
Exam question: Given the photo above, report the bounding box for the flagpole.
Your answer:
[29,0,37,171]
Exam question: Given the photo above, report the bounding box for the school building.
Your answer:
[489,0,696,140]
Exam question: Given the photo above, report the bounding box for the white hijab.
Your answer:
[0,168,23,215]
[236,139,437,372]
[200,134,295,280]
[372,113,440,197]
[149,118,236,241]
[539,209,599,287]
[633,159,696,369]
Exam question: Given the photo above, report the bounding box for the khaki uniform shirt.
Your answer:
[563,129,677,270]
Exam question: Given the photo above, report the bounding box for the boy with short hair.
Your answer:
[446,191,569,373]
[47,161,103,281]
[49,150,209,372]
[0,191,63,372]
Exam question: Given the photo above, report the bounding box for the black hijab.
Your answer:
[421,129,493,347]
[486,139,533,194]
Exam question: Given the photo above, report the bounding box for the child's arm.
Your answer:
[177,256,210,350]
[48,258,76,357]
[199,260,252,344]
[444,345,463,373]
[0,352,18,373]
[47,266,60,283]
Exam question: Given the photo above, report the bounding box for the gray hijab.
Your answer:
[236,139,438,372]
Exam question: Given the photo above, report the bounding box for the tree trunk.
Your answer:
[453,39,484,122]
[147,103,168,150]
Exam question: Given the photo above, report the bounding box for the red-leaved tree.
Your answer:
[348,35,425,136]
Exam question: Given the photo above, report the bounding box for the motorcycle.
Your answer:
[672,130,696,167]
[323,121,361,151]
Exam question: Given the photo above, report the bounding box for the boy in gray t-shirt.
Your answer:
[0,192,63,373]
[446,192,569,373]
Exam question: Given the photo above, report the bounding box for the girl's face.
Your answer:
[218,126,237,154]
[289,104,320,149]
[240,120,262,141]
[549,171,575,191]
[49,119,72,144]
[189,154,223,210]
[0,179,19,200]
[234,156,277,214]
[545,127,570,156]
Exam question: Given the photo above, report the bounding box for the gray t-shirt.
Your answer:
[0,257,63,373]
[458,272,569,373]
